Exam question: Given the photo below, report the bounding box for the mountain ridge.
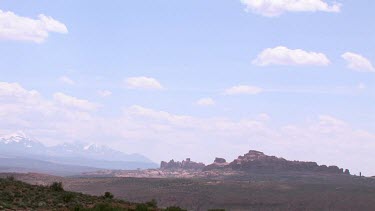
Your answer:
[0,132,158,175]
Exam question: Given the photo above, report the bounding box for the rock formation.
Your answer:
[160,150,351,176]
[214,157,226,164]
[203,157,229,171]
[160,158,205,170]
[204,150,350,175]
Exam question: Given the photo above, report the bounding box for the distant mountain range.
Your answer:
[0,132,158,176]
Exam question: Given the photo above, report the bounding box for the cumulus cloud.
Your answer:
[59,76,75,85]
[196,98,215,106]
[0,9,68,43]
[53,92,99,111]
[125,76,164,90]
[224,85,263,95]
[341,52,375,72]
[97,90,112,97]
[253,46,330,66]
[240,0,341,17]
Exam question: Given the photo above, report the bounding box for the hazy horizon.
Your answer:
[1,0,375,176]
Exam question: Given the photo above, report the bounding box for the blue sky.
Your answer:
[1,0,375,175]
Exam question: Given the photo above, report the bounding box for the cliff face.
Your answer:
[204,150,350,175]
[160,158,205,170]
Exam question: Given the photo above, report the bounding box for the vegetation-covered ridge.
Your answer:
[0,176,186,211]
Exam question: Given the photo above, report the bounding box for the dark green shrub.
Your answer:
[6,176,15,181]
[103,191,114,199]
[2,191,15,201]
[164,206,187,211]
[73,206,82,211]
[50,182,64,192]
[63,192,75,203]
[74,203,125,211]
[146,199,157,208]
[94,203,121,210]
[14,190,23,197]
[135,204,149,211]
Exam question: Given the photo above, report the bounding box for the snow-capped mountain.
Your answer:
[1,131,38,145]
[0,132,46,155]
[0,132,157,172]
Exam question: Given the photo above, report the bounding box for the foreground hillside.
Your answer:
[65,176,375,211]
[0,176,185,211]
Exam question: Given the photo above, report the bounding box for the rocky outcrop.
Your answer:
[203,157,229,171]
[226,150,350,174]
[344,169,350,174]
[160,150,351,176]
[214,158,226,164]
[203,150,350,175]
[160,158,205,170]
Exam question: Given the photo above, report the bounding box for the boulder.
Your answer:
[214,157,226,164]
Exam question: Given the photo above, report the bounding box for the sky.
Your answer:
[0,0,375,175]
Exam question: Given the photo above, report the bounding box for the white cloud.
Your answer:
[253,46,330,66]
[119,105,270,146]
[341,52,375,72]
[224,85,263,95]
[125,105,195,127]
[53,92,99,111]
[0,9,68,43]
[125,76,163,90]
[97,90,112,97]
[59,76,75,85]
[196,98,215,106]
[314,115,348,133]
[240,0,341,17]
